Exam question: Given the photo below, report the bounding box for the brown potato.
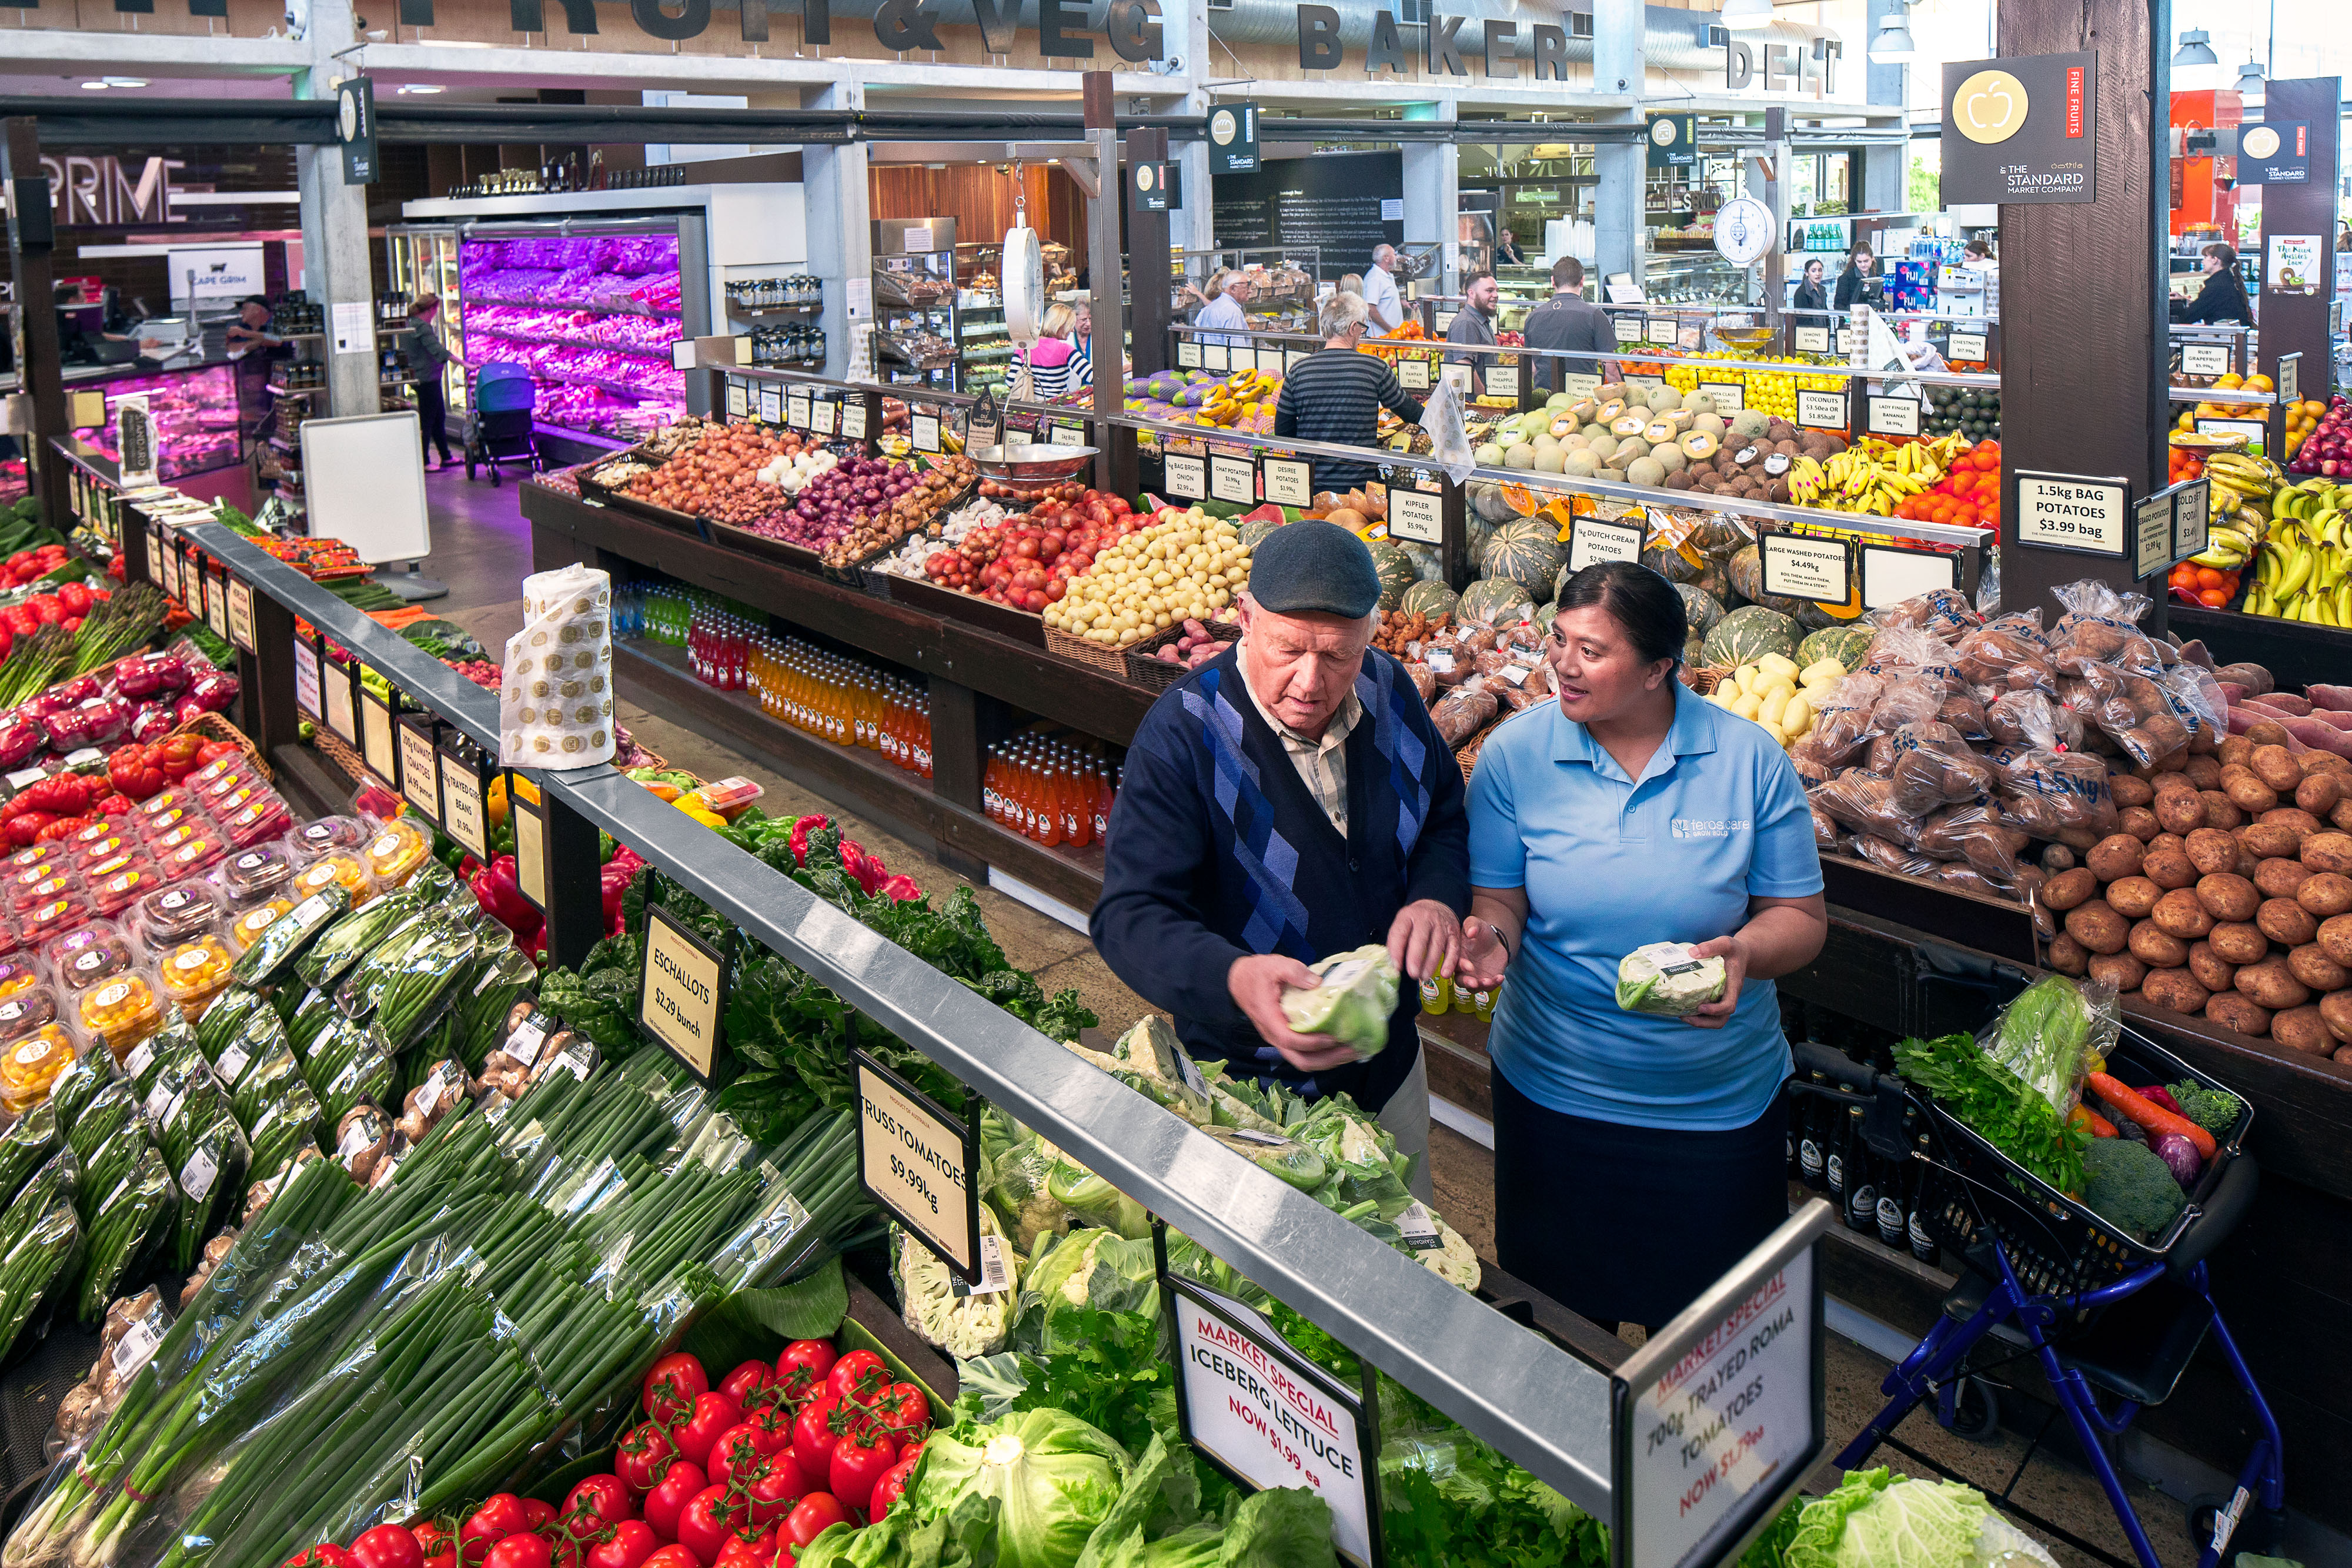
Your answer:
[2196,872,2261,922]
[2089,952,2148,992]
[2337,797,2352,831]
[2222,768,2279,814]
[2210,922,2270,965]
[2260,807,2323,838]
[2241,823,2304,860]
[2286,943,2350,992]
[2064,900,2130,955]
[2127,920,2190,968]
[2307,751,2352,777]
[2153,888,2218,940]
[2156,790,2208,834]
[2272,1005,2335,1055]
[2109,774,2155,808]
[2320,913,2352,968]
[2297,872,2352,917]
[2041,867,2098,912]
[2086,834,2146,882]
[2303,831,2352,874]
[2184,755,2224,790]
[2046,932,2090,976]
[2219,734,2255,768]
[2149,831,2189,858]
[2187,940,2238,992]
[2254,857,2313,900]
[2251,744,2304,792]
[2119,806,2162,842]
[2138,968,2211,1017]
[2186,828,2240,876]
[2257,897,2320,947]
[2237,847,2264,881]
[2204,992,2274,1038]
[2040,844,2077,873]
[2105,876,2163,918]
[2151,769,2197,796]
[2057,825,2103,852]
[2141,845,2199,890]
[2322,990,2352,1044]
[2297,773,2344,816]
[2200,791,2245,830]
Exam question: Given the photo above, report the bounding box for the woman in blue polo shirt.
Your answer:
[1456,562,1826,1331]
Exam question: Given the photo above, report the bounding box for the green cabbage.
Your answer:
[984,1113,1077,1253]
[1785,1467,2055,1568]
[914,1409,1130,1568]
[1277,946,1400,1055]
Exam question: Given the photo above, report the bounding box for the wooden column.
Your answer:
[1994,2,2170,626]
[3,119,69,536]
[2254,79,2340,424]
[1127,126,1174,381]
[1084,73,1137,499]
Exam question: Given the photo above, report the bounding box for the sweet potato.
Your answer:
[2216,662,2274,696]
[2257,897,2319,947]
[2142,845,2199,890]
[2211,922,2270,964]
[2286,942,2349,992]
[2046,932,2090,976]
[2153,888,2218,940]
[2297,773,2343,816]
[2186,828,2241,876]
[2204,992,2273,1038]
[2138,968,2210,1017]
[2271,1005,2335,1057]
[2188,940,2238,992]
[2086,834,2146,882]
[2128,920,2190,968]
[2196,872,2261,922]
[2106,875,2163,920]
[2119,806,2162,841]
[2241,823,2304,860]
[2200,791,2245,830]
[2108,774,2156,808]
[2063,900,2130,955]
[2338,798,2352,831]
[2322,989,2352,1044]
[2320,913,2352,968]
[2089,952,2147,993]
[2041,867,2098,911]
[2303,831,2352,874]
[2297,872,2352,917]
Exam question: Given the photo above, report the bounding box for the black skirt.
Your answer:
[1492,1065,1790,1330]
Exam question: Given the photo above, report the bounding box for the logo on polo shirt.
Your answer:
[1671,817,1750,839]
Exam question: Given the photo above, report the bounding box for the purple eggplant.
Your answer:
[112,654,189,698]
[183,671,240,714]
[129,703,174,744]
[0,719,42,769]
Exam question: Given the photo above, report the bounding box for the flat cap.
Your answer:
[1246,519,1382,618]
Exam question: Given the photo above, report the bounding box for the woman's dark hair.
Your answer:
[1843,243,1873,275]
[1963,238,1994,260]
[2202,242,2239,267]
[1803,258,1823,276]
[1553,561,1687,666]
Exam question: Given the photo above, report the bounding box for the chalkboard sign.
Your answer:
[1211,151,1404,279]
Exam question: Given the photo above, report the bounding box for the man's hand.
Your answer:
[1682,934,1749,1030]
[1385,899,1461,984]
[1229,953,1360,1074]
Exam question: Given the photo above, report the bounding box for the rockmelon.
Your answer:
[1681,389,1718,415]
[1460,576,1536,627]
[1676,583,1728,637]
[1565,449,1601,478]
[1626,456,1667,489]
[1596,382,1628,403]
[1693,412,1726,439]
[1473,443,1504,467]
[1534,447,1567,474]
[1701,604,1802,668]
[1581,423,1610,442]
[1798,625,1873,670]
[1504,444,1538,470]
[1481,525,1565,599]
[1655,445,1689,476]
[1597,467,1628,483]
[1610,414,1648,439]
[1681,432,1720,462]
[1400,579,1458,620]
[1728,409,1771,442]
[1588,433,1620,463]
[1367,540,1416,610]
[1617,436,1653,465]
[1645,385,1681,413]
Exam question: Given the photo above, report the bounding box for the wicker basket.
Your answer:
[1682,664,1732,697]
[1044,625,1134,676]
[175,711,273,782]
[311,726,363,787]
[1124,618,1239,691]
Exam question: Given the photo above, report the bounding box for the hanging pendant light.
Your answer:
[1868,14,1916,62]
[1720,0,1775,31]
[2173,29,2219,66]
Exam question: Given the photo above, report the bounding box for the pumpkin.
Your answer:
[1238,515,1284,550]
[1480,526,1563,599]
[1640,544,1697,584]
[1400,579,1459,620]
[1459,576,1536,626]
[1701,604,1802,668]
[1675,583,1727,638]
[1470,482,1521,523]
[1798,625,1873,670]
[1531,599,1557,630]
[1366,541,1416,610]
[1398,541,1444,583]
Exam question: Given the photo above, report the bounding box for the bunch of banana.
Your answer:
[1819,444,1935,516]
[2268,476,2350,533]
[2203,450,2281,517]
[2242,510,2352,624]
[1789,455,1828,506]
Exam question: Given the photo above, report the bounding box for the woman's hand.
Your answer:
[1228,953,1360,1074]
[1454,918,1511,992]
[1681,933,1749,1029]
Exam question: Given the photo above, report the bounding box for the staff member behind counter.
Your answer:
[1452,562,1826,1330]
[1272,293,1423,495]
[1091,521,1471,1198]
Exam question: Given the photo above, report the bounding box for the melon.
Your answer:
[1645,385,1681,413]
[1565,449,1601,478]
[1681,390,1718,415]
[1534,447,1567,474]
[1588,433,1620,463]
[1676,583,1728,637]
[1504,444,1538,470]
[1460,576,1536,627]
[1626,456,1667,488]
[1702,604,1802,668]
[1481,526,1564,599]
[1474,443,1504,467]
[1728,409,1771,442]
[1367,541,1416,611]
[1400,579,1458,620]
[1597,467,1627,483]
[1655,445,1689,476]
[1798,625,1873,670]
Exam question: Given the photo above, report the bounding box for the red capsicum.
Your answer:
[107,745,167,802]
[470,854,537,932]
[876,874,923,902]
[786,814,831,868]
[601,847,644,937]
[837,838,885,896]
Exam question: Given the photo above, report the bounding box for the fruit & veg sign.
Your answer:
[1940,52,2096,205]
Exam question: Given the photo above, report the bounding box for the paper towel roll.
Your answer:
[501,563,615,768]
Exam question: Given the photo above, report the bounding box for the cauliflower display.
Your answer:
[895,1209,1017,1358]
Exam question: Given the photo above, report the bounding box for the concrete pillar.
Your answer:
[803,78,871,379]
[1165,0,1216,265]
[1401,101,1459,296]
[1592,0,1645,287]
[1862,0,1910,215]
[296,11,380,422]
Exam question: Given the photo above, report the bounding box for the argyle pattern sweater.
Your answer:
[1091,646,1469,1110]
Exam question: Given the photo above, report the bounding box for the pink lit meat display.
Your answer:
[76,364,248,480]
[459,234,689,438]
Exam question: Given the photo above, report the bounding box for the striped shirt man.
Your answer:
[1272,347,1424,491]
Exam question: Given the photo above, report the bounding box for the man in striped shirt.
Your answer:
[1273,292,1425,493]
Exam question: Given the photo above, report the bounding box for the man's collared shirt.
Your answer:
[1240,657,1362,837]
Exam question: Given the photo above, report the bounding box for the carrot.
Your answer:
[2087,1071,2217,1159]
[2069,1103,2118,1139]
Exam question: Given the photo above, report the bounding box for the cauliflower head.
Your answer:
[896,1211,1015,1358]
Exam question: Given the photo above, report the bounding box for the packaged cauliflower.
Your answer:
[894,1210,1017,1359]
[1615,942,1728,1017]
[1278,945,1401,1055]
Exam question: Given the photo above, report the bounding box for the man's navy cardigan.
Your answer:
[1090,644,1471,1111]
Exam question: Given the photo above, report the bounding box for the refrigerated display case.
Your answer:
[385,225,466,412]
[459,223,689,439]
[73,360,253,481]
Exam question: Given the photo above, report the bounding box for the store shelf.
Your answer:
[467,294,682,317]
[728,302,823,317]
[2169,604,2348,693]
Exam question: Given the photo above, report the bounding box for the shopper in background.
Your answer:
[1495,229,1527,267]
[1833,243,1878,312]
[1792,257,1830,317]
[1195,271,1253,348]
[1013,302,1080,400]
[1175,272,1221,323]
[407,295,465,472]
[2180,242,2256,327]
[224,296,283,353]
[1067,302,1095,391]
[1362,244,1404,334]
[1444,270,1501,395]
[1454,562,1826,1331]
[1274,292,1425,494]
[1338,273,1364,297]
[1093,520,1471,1201]
[1963,238,1997,273]
[1522,256,1616,393]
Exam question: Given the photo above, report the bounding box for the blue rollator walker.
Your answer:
[466,361,541,485]
[1791,1028,2285,1568]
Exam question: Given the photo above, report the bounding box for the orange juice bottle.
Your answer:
[913,697,933,778]
[1061,766,1091,847]
[1037,767,1066,848]
[1091,762,1115,841]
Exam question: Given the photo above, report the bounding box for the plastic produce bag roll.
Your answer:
[500,563,615,768]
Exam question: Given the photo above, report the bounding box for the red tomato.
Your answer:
[522,1501,557,1533]
[896,1438,924,1467]
[483,1537,552,1568]
[563,1475,637,1540]
[827,1432,897,1514]
[719,1361,776,1410]
[460,1496,530,1567]
[670,1392,744,1468]
[705,1423,770,1490]
[415,1524,457,1568]
[741,1453,813,1526]
[676,1486,747,1566]
[781,1496,848,1550]
[643,1460,709,1542]
[867,1456,919,1521]
[711,1528,776,1568]
[587,1523,660,1568]
[775,1341,837,1403]
[741,1404,794,1455]
[351,1526,424,1568]
[871,1383,930,1442]
[790,1395,843,1479]
[643,1354,710,1427]
[824,1352,887,1406]
[618,1422,680,1493]
[284,1548,359,1568]
[641,1549,701,1568]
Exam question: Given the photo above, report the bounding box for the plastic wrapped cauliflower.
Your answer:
[1279,946,1402,1055]
[1615,942,1728,1016]
[894,1209,1017,1359]
[1398,1202,1480,1289]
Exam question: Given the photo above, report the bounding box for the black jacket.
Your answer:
[2179,270,2256,327]
[1833,268,1877,311]
[1792,278,1830,314]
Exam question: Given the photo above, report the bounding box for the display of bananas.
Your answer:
[2240,472,2352,624]
[2201,450,2280,523]
[1811,434,1970,517]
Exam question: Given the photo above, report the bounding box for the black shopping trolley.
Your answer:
[1790,1027,2283,1568]
[466,362,541,485]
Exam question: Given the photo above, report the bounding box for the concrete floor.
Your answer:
[409,466,2275,1568]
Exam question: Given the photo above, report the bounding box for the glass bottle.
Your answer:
[1797,1072,1829,1192]
[1842,1107,1877,1235]
[1824,1086,1852,1211]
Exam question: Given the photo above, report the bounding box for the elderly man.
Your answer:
[1362,245,1404,334]
[1093,521,1468,1195]
[1444,270,1502,396]
[1194,270,1254,348]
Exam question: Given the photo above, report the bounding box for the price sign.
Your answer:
[1796,390,1849,432]
[1178,340,1202,369]
[2278,352,2301,408]
[1702,382,1746,414]
[2197,416,2268,446]
[1485,362,1521,401]
[322,657,358,745]
[1396,357,1431,392]
[2016,471,2130,557]
[398,718,442,824]
[640,902,731,1078]
[841,400,870,440]
[1947,332,1988,364]
[1230,346,1258,374]
[228,579,256,654]
[726,382,750,420]
[1388,487,1443,544]
[1559,372,1602,399]
[1792,326,1831,354]
[911,413,941,453]
[1860,544,1960,608]
[854,1050,983,1281]
[2134,489,2177,581]
[1050,422,1088,447]
[1435,310,1457,335]
[1209,453,1256,506]
[1646,318,1677,344]
[510,784,547,911]
[2181,342,2232,379]
[205,565,229,640]
[439,741,490,861]
[1568,515,1646,572]
[1836,328,1857,355]
[1612,317,1641,346]
[1262,457,1314,507]
[293,637,322,723]
[1759,534,1853,603]
[757,386,783,424]
[1441,363,1473,394]
[1865,395,1921,437]
[358,686,399,788]
[1203,343,1230,373]
[1164,453,1208,500]
[2172,477,2210,563]
[1623,375,1665,395]
[1169,1277,1380,1568]
[810,398,838,436]
[786,390,811,429]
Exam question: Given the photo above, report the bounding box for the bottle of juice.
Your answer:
[1469,981,1496,1022]
[1419,972,1452,1015]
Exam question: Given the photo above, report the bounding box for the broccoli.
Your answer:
[2081,1138,2187,1242]
[2166,1081,2242,1135]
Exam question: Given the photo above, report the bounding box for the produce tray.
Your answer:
[883,574,1047,648]
[705,519,827,574]
[1044,624,1132,675]
[1125,618,1238,691]
[580,484,711,540]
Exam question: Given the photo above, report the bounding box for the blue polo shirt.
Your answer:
[1466,684,1823,1131]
